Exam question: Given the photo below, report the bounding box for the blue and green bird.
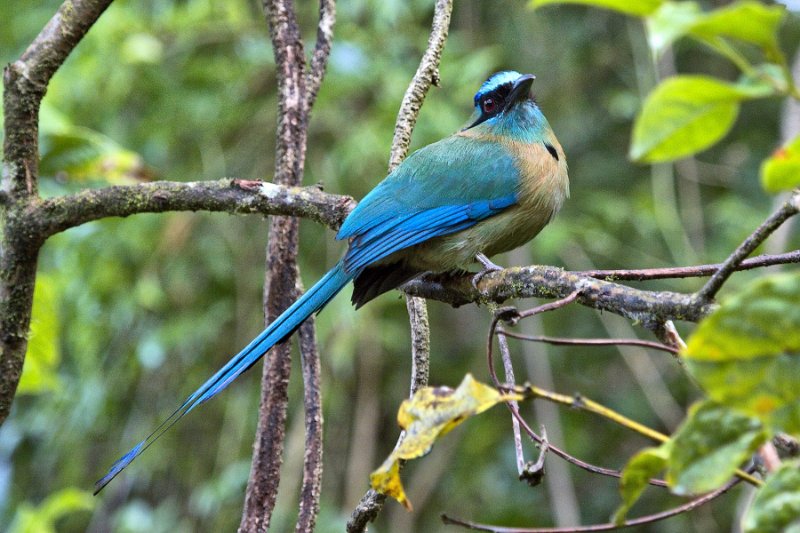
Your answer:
[95,70,569,492]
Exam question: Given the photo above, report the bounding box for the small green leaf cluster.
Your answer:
[614,272,800,531]
[533,0,800,192]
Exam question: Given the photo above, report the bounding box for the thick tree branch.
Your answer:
[241,0,332,529]
[403,266,716,327]
[30,179,355,239]
[0,0,113,426]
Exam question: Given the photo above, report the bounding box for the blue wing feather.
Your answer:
[343,194,515,273]
[337,136,522,242]
[337,136,522,274]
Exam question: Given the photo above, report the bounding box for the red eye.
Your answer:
[482,97,497,113]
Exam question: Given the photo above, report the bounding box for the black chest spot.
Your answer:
[544,142,559,161]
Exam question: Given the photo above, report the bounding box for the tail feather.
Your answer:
[95,262,352,494]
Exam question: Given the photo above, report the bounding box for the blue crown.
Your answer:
[474,71,523,106]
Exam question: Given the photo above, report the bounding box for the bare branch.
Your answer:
[482,295,672,488]
[406,295,431,395]
[403,266,716,327]
[697,191,800,301]
[496,330,526,477]
[441,473,742,532]
[578,250,800,281]
[31,180,355,239]
[496,330,678,354]
[305,0,336,109]
[4,0,113,196]
[347,490,388,533]
[241,0,317,528]
[296,311,324,533]
[387,0,453,171]
[347,1,453,530]
[0,0,113,425]
[501,387,669,489]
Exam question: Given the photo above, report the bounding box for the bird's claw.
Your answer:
[471,253,504,291]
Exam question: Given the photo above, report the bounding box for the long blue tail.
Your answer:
[95,262,352,494]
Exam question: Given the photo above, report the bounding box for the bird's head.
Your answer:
[463,71,544,138]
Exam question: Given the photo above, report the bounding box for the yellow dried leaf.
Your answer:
[370,374,522,509]
[370,457,413,511]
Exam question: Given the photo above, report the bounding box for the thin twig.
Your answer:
[406,295,431,395]
[508,383,761,487]
[305,0,336,109]
[484,295,670,487]
[578,250,800,281]
[496,330,678,355]
[505,398,668,489]
[697,192,800,301]
[497,331,526,476]
[387,0,453,170]
[522,425,548,486]
[487,292,580,387]
[487,299,761,488]
[346,1,453,529]
[441,472,743,532]
[514,385,669,445]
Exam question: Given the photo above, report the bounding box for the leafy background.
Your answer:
[2,0,799,531]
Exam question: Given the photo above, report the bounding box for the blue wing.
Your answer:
[337,135,522,272]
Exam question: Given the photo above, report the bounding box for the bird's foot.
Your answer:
[471,253,504,291]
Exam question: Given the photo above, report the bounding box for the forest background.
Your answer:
[2,0,799,531]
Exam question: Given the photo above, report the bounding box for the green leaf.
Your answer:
[667,401,766,495]
[614,445,669,524]
[630,75,770,163]
[646,1,786,61]
[683,273,800,436]
[690,1,785,58]
[743,461,800,533]
[530,0,663,17]
[761,134,800,193]
[646,2,704,58]
[18,274,61,395]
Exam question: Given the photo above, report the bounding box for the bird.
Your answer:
[95,70,569,493]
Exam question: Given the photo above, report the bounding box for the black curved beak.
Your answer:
[504,74,535,111]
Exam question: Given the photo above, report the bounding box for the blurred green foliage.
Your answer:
[742,460,800,533]
[2,0,800,531]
